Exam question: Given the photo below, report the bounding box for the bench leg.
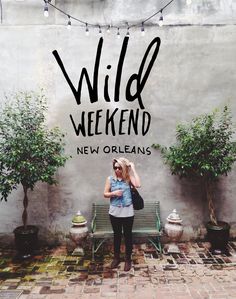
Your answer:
[157,236,163,259]
[92,238,95,261]
[91,238,107,261]
[148,236,163,259]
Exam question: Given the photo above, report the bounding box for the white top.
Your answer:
[109,204,134,217]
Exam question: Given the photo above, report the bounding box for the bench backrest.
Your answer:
[92,201,160,232]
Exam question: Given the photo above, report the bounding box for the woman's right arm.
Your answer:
[104,177,123,198]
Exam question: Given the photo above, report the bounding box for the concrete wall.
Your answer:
[0,0,236,246]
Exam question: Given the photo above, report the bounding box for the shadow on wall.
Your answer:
[178,177,207,222]
[174,175,236,240]
[47,183,74,222]
[214,175,236,223]
[175,176,234,223]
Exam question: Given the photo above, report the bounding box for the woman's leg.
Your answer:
[122,216,134,271]
[109,215,122,268]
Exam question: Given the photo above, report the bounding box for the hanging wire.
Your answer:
[44,0,90,26]
[43,0,177,30]
[141,0,175,24]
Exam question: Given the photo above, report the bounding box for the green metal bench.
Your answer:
[91,201,162,260]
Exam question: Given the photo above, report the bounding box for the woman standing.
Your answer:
[104,157,141,271]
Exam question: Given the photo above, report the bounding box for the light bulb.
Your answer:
[85,24,89,36]
[117,28,120,39]
[159,14,163,27]
[186,0,192,5]
[106,25,111,33]
[44,5,49,18]
[67,17,71,30]
[141,23,145,36]
[98,26,102,36]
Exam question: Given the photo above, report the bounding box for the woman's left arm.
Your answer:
[129,162,141,188]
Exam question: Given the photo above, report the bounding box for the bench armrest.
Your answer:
[91,212,96,233]
[156,210,162,233]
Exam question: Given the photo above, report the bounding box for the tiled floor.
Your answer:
[0,242,236,298]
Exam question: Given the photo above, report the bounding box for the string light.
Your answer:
[43,0,49,18]
[117,27,121,39]
[159,10,164,27]
[141,22,145,36]
[98,25,102,36]
[106,25,111,33]
[126,26,130,37]
[67,16,71,30]
[85,23,89,36]
[43,0,176,35]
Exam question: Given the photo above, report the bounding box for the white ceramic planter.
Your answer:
[165,209,183,254]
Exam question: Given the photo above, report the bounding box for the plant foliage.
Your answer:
[152,106,236,224]
[0,91,69,227]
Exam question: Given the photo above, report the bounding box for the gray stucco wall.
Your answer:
[0,0,236,246]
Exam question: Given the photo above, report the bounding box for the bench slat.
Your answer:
[92,202,161,232]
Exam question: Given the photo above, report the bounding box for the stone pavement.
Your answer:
[0,242,236,299]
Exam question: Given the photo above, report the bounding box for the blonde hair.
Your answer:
[113,157,130,183]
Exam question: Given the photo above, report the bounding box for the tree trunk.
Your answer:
[22,185,29,229]
[205,180,218,225]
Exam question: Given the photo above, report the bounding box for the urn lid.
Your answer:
[72,210,87,226]
[166,209,182,223]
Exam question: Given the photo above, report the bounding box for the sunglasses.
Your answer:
[113,166,122,171]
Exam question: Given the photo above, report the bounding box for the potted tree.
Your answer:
[152,106,236,253]
[0,90,69,257]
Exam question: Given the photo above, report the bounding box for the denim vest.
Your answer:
[109,176,132,207]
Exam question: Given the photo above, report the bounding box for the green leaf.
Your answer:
[152,106,236,181]
[0,90,70,202]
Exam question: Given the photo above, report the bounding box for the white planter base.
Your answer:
[72,247,85,256]
[165,243,181,254]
